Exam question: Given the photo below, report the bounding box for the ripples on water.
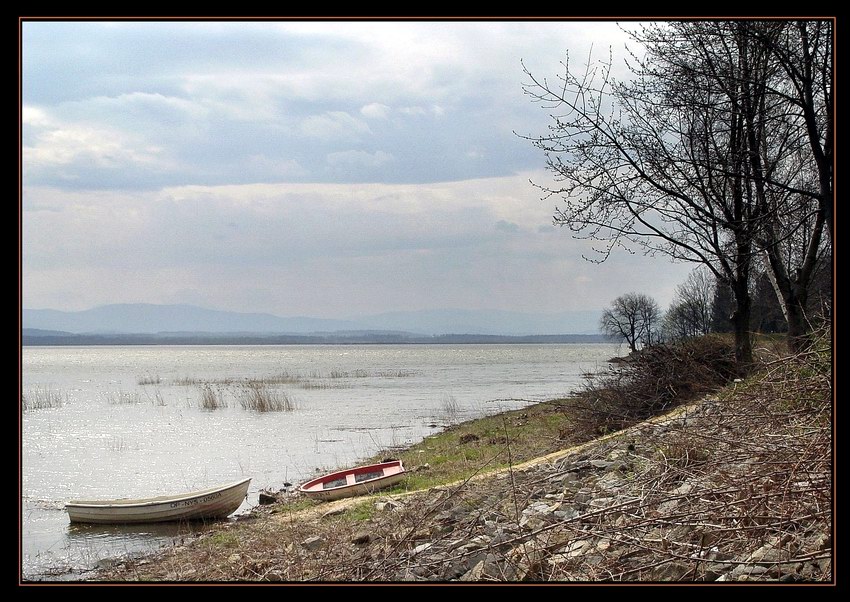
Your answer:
[21,343,620,580]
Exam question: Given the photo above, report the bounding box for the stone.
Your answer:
[588,496,616,509]
[351,531,371,545]
[573,489,594,504]
[374,499,402,512]
[412,542,433,555]
[651,561,690,581]
[322,506,346,517]
[746,542,782,566]
[596,472,625,491]
[553,507,580,521]
[258,491,278,505]
[459,560,486,581]
[565,539,592,557]
[301,535,324,551]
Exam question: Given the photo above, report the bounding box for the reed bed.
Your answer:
[238,382,296,412]
[22,387,67,412]
[199,384,227,410]
[137,374,162,385]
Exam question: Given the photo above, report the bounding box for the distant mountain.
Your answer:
[22,304,358,335]
[22,328,77,337]
[22,303,601,337]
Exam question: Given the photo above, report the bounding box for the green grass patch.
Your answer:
[339,500,375,522]
[364,398,590,493]
[206,531,240,549]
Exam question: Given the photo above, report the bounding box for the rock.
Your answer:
[375,499,402,512]
[301,535,324,551]
[565,539,592,557]
[588,496,616,509]
[458,535,492,553]
[411,542,433,555]
[321,506,346,517]
[351,531,371,545]
[459,433,480,444]
[658,498,680,514]
[553,507,579,521]
[596,471,624,491]
[258,491,278,505]
[652,561,690,581]
[746,542,782,566]
[573,489,594,504]
[459,560,486,581]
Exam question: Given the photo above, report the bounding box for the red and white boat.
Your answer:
[299,460,406,501]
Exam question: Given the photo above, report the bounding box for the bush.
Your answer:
[576,335,737,433]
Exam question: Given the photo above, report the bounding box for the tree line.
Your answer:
[523,20,832,369]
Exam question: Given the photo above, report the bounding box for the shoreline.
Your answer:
[76,343,833,583]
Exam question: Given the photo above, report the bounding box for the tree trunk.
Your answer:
[785,293,810,354]
[732,271,754,371]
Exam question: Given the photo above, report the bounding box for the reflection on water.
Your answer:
[22,343,620,580]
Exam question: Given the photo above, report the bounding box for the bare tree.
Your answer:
[734,21,833,351]
[600,293,661,353]
[522,19,832,366]
[665,267,715,341]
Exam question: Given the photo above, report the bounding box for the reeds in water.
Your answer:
[22,387,67,412]
[238,382,295,412]
[199,384,227,410]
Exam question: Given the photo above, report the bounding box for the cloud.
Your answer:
[360,102,391,119]
[299,111,372,141]
[326,150,394,169]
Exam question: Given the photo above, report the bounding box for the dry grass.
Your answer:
[440,394,461,422]
[138,374,162,385]
[574,335,738,434]
[22,387,67,412]
[238,382,295,412]
[199,384,227,410]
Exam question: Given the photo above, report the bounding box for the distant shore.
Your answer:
[22,330,610,346]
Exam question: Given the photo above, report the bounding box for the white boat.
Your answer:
[65,477,252,524]
[299,460,406,501]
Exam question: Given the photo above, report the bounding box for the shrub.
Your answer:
[575,335,737,433]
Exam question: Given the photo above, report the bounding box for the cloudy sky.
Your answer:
[21,20,693,320]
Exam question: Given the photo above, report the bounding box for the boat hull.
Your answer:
[300,461,405,501]
[66,477,251,524]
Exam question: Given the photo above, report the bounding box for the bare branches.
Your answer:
[522,19,832,363]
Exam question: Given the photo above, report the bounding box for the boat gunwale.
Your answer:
[65,477,252,509]
[299,461,405,493]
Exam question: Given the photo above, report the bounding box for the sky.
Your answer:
[21,19,694,320]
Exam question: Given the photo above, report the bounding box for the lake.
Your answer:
[21,343,620,580]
